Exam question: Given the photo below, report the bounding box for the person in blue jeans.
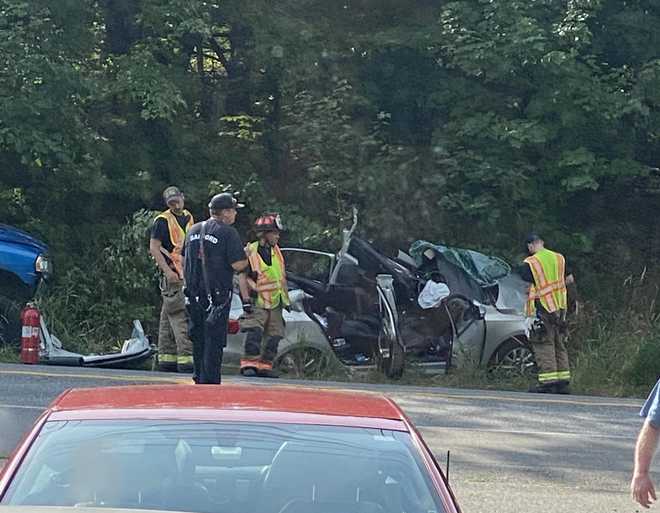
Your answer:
[632,379,660,508]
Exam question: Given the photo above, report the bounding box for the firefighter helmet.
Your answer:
[254,213,284,233]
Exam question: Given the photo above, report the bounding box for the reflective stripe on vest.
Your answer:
[524,249,567,316]
[155,209,194,278]
[247,242,290,309]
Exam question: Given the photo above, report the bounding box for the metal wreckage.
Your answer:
[281,212,533,378]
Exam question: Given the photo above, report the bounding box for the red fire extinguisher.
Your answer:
[20,303,41,365]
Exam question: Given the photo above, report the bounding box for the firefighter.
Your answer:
[520,233,577,394]
[149,186,194,373]
[239,213,290,378]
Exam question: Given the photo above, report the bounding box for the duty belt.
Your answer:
[189,289,232,311]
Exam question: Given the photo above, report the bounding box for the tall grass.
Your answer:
[570,269,660,397]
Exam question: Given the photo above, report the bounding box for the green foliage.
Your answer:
[627,332,660,388]
[570,272,660,395]
[38,210,159,354]
[0,0,658,394]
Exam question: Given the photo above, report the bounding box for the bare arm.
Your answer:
[632,420,660,508]
[238,272,251,301]
[149,238,180,281]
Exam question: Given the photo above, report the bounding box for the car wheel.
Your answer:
[276,346,329,379]
[489,338,536,377]
[0,295,22,348]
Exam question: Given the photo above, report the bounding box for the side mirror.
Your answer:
[288,289,310,312]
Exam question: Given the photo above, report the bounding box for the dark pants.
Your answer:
[187,300,229,384]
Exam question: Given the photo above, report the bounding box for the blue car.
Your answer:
[0,224,51,346]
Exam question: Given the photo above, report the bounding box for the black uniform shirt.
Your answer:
[257,243,273,266]
[183,219,245,298]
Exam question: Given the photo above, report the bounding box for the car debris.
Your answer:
[280,211,535,378]
[20,302,155,368]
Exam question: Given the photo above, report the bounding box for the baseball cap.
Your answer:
[163,186,183,203]
[525,233,543,244]
[208,192,245,210]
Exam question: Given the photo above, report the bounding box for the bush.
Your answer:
[570,270,660,396]
[627,332,660,388]
[38,210,160,354]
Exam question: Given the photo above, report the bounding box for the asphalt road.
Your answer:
[0,362,650,513]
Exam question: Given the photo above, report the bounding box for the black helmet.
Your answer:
[208,193,245,210]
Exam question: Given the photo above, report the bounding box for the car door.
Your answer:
[280,248,335,294]
[445,295,487,368]
[279,248,339,357]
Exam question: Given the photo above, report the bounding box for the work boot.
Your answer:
[529,383,555,393]
[256,359,279,379]
[240,357,261,377]
[554,381,571,395]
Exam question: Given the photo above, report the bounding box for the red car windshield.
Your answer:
[2,420,446,513]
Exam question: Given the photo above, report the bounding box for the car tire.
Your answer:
[0,295,22,348]
[489,338,536,377]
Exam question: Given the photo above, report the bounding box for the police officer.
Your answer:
[520,233,577,394]
[183,193,248,384]
[149,186,194,373]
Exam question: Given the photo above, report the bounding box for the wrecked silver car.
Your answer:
[281,216,534,378]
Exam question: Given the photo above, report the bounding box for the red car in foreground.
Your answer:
[0,385,460,513]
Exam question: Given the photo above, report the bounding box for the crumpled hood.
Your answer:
[409,240,527,312]
[409,240,510,287]
[0,224,48,253]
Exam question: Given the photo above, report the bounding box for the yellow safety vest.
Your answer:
[154,209,194,279]
[247,241,290,309]
[524,248,567,316]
